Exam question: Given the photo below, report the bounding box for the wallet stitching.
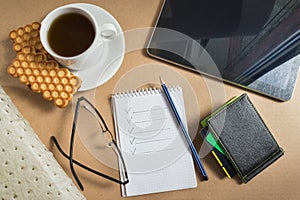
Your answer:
[207,94,282,181]
[243,148,283,181]
[240,95,282,180]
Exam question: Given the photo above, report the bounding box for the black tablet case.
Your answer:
[206,94,284,183]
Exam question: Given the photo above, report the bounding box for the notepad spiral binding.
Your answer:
[113,86,180,99]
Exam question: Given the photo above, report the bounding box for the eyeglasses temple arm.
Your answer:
[51,136,129,186]
[69,101,84,191]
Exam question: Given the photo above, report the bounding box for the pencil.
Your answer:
[159,76,208,181]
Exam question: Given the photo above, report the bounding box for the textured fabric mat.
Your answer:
[0,86,85,200]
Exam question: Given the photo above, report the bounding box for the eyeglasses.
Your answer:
[51,96,129,191]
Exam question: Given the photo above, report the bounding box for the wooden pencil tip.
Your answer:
[159,76,165,84]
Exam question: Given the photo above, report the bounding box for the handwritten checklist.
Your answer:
[112,87,197,197]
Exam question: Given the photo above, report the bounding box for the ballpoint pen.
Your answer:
[160,76,208,180]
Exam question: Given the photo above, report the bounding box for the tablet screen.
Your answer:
[147,0,300,101]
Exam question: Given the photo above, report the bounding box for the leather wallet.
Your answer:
[204,94,284,183]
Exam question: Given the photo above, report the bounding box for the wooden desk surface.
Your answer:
[1,0,299,199]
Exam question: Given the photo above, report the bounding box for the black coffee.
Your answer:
[48,13,95,57]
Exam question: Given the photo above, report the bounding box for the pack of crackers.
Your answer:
[7,22,81,108]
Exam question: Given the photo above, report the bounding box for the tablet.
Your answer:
[147,0,300,101]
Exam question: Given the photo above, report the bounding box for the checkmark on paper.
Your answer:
[125,107,131,114]
[129,137,136,144]
[128,127,135,134]
[127,115,133,123]
[130,147,137,155]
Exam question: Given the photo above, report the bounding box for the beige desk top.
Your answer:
[1,0,300,199]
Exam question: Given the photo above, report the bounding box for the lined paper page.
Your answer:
[112,87,197,197]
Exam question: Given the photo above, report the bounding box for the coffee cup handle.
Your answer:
[100,23,117,41]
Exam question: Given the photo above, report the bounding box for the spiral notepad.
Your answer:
[112,86,197,197]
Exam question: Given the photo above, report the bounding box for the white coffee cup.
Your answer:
[40,4,117,71]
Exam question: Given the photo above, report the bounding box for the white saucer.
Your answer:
[69,3,125,91]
